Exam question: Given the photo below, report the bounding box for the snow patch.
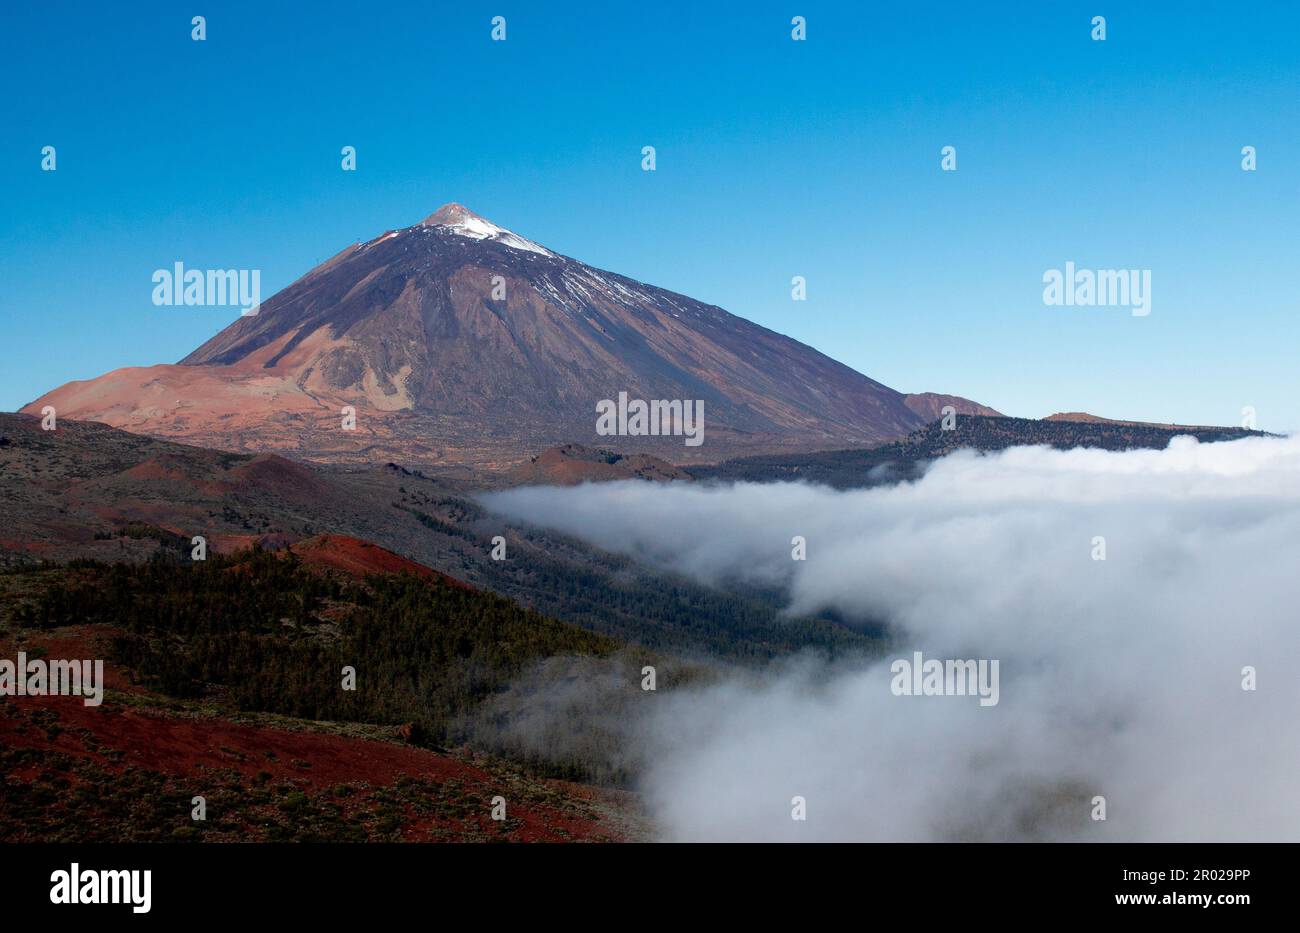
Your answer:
[422,204,555,257]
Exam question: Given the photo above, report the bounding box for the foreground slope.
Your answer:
[0,557,643,841]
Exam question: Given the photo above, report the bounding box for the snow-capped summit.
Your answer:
[420,202,554,257]
[25,203,990,469]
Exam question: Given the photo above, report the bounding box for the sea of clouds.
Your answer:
[483,435,1300,841]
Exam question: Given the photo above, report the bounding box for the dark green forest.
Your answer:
[16,549,644,756]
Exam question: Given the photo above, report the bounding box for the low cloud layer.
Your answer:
[483,436,1300,841]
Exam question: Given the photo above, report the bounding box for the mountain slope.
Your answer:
[903,392,1002,420]
[506,444,691,486]
[24,204,980,467]
[0,412,875,661]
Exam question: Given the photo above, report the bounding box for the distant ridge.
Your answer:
[690,414,1267,489]
[1043,411,1243,431]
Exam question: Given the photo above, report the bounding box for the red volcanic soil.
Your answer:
[0,697,617,842]
[287,534,474,590]
[2,694,459,791]
[225,453,334,500]
[0,627,627,842]
[120,455,200,484]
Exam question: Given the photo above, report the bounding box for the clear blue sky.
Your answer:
[2,1,1297,428]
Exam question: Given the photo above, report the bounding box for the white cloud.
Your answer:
[483,435,1300,841]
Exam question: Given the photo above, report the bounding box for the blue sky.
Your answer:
[2,1,1297,428]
